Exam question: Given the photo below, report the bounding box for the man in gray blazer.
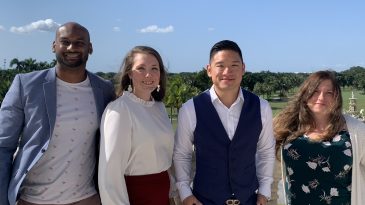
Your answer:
[0,22,115,205]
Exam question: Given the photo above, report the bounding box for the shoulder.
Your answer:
[242,88,270,108]
[105,95,128,111]
[87,71,114,88]
[193,90,209,100]
[17,68,52,82]
[182,98,195,110]
[345,114,365,133]
[9,69,54,92]
[258,98,271,113]
[102,95,132,122]
[155,101,167,109]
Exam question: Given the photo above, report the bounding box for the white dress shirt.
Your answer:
[173,86,275,201]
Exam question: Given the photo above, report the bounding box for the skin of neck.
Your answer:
[312,115,330,131]
[56,64,87,83]
[214,86,240,108]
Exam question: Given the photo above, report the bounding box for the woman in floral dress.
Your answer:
[274,70,365,205]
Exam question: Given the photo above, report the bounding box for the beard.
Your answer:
[56,52,88,68]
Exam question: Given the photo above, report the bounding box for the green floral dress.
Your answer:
[282,130,352,205]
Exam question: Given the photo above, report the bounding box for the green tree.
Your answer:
[165,75,200,119]
[1,58,55,105]
[192,68,211,92]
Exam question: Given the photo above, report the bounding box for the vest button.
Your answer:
[41,149,46,153]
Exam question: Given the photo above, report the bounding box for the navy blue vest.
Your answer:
[192,89,262,205]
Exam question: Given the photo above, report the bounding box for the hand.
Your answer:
[182,195,203,205]
[256,193,269,205]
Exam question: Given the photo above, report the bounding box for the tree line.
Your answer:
[1,58,365,112]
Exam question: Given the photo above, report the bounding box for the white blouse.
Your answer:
[98,92,174,205]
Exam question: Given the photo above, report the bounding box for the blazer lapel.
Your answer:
[43,68,57,137]
[88,72,104,123]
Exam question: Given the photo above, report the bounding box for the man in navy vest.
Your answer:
[173,40,275,205]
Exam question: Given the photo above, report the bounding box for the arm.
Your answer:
[0,75,24,205]
[98,101,131,205]
[255,100,276,201]
[173,101,201,205]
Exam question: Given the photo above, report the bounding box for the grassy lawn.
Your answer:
[341,88,365,111]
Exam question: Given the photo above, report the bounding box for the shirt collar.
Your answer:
[209,85,244,105]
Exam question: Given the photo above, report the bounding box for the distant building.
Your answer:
[346,91,365,122]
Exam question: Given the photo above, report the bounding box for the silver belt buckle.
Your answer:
[225,199,240,205]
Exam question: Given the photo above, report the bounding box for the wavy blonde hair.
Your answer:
[274,70,345,156]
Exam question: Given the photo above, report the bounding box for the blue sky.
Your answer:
[1,0,365,74]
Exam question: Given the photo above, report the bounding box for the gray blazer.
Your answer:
[0,67,115,205]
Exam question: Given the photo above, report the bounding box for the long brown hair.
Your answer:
[115,46,167,101]
[273,70,345,156]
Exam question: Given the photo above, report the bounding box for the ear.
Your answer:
[52,41,56,53]
[206,64,212,77]
[88,43,93,55]
[242,62,246,75]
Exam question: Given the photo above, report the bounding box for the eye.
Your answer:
[74,41,86,47]
[59,40,71,46]
[311,90,319,96]
[216,64,224,70]
[152,67,160,71]
[231,64,240,69]
[134,67,145,71]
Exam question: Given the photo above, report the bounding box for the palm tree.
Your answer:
[165,75,200,120]
[10,58,22,70]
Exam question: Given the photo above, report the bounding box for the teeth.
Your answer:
[142,81,153,85]
[66,53,79,57]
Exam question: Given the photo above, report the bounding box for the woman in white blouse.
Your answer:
[98,46,174,205]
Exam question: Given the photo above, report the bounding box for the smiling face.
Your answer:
[306,79,335,118]
[129,53,160,101]
[207,50,245,95]
[52,23,92,70]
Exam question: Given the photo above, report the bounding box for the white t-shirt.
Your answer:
[20,77,98,204]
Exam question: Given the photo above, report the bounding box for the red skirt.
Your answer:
[124,171,170,205]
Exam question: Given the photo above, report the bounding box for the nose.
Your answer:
[145,71,152,78]
[318,92,325,100]
[67,43,75,51]
[223,66,233,74]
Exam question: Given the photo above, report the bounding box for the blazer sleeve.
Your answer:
[0,75,25,205]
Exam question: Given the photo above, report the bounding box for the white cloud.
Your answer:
[10,19,60,34]
[0,25,5,31]
[208,27,215,31]
[138,25,174,33]
[113,26,121,32]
